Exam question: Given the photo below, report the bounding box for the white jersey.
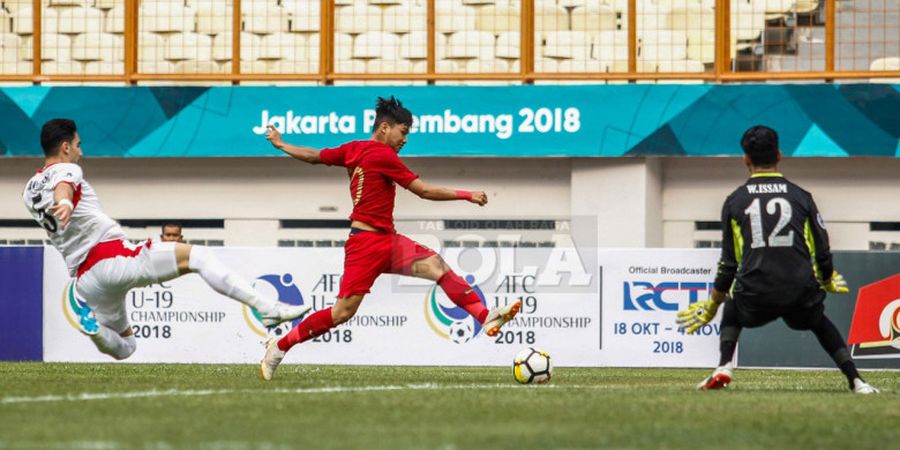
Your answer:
[23,163,127,276]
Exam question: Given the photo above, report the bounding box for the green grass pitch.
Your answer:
[0,363,897,449]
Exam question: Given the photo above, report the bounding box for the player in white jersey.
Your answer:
[23,118,310,360]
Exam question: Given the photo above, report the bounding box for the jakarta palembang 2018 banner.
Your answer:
[0,84,897,158]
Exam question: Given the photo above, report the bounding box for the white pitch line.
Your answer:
[1,383,634,405]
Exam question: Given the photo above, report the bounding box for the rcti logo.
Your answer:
[244,273,306,338]
[848,274,900,358]
[623,281,714,311]
[424,274,487,344]
[61,279,96,334]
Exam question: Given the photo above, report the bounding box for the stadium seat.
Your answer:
[0,33,19,63]
[639,30,688,62]
[138,60,176,74]
[731,1,765,42]
[138,31,167,65]
[465,58,514,73]
[445,30,496,59]
[55,6,103,34]
[1,61,32,73]
[334,58,367,73]
[220,60,269,73]
[42,60,83,74]
[0,9,11,34]
[399,31,447,60]
[667,5,715,32]
[257,32,307,61]
[870,57,900,71]
[475,3,519,34]
[570,4,617,33]
[83,60,122,74]
[174,59,223,74]
[593,30,628,65]
[353,31,401,60]
[334,33,354,60]
[37,33,72,61]
[437,1,476,33]
[211,32,261,62]
[368,0,406,5]
[103,5,124,34]
[654,58,705,72]
[93,0,119,10]
[165,32,213,61]
[140,2,196,33]
[243,2,287,35]
[365,58,416,74]
[495,31,519,59]
[543,31,592,60]
[685,29,714,64]
[271,59,319,74]
[535,2,568,33]
[47,0,90,6]
[559,59,610,73]
[196,2,233,35]
[462,0,497,4]
[282,0,321,32]
[534,56,559,72]
[383,3,427,33]
[71,32,120,61]
[335,2,381,34]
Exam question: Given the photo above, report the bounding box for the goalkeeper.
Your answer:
[677,125,877,394]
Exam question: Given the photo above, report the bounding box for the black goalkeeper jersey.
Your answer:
[713,173,834,308]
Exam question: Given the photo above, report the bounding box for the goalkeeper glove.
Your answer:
[676,297,721,334]
[822,271,849,294]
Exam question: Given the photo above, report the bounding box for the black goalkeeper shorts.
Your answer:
[724,290,827,330]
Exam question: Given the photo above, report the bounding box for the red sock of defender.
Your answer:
[277,307,336,351]
[437,271,489,323]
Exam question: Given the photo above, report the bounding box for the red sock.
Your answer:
[437,271,489,323]
[277,307,336,351]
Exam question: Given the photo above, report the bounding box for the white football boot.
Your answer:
[483,299,522,337]
[259,338,286,381]
[259,303,312,328]
[697,365,733,390]
[852,378,879,394]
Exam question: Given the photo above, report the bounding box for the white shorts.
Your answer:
[75,240,180,333]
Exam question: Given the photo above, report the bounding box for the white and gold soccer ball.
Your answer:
[512,347,552,384]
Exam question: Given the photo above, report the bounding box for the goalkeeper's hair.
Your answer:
[740,125,779,166]
[373,96,413,130]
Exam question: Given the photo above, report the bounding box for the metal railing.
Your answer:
[1,0,897,84]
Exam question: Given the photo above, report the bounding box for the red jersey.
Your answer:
[319,140,418,233]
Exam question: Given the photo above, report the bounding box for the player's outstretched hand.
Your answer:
[676,298,720,334]
[49,201,73,229]
[469,191,488,206]
[822,271,849,294]
[265,125,284,149]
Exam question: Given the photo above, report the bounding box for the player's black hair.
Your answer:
[41,118,78,157]
[161,222,183,233]
[373,96,413,131]
[740,125,780,166]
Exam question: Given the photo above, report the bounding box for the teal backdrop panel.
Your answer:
[737,252,900,370]
[1,84,897,157]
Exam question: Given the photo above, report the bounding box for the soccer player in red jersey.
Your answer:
[259,97,521,380]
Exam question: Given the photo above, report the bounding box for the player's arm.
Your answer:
[265,125,323,164]
[406,179,487,206]
[807,195,847,293]
[49,182,75,229]
[677,201,734,333]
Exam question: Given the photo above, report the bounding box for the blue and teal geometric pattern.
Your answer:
[1,84,897,158]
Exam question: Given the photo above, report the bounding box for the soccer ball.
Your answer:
[448,320,474,344]
[512,347,552,384]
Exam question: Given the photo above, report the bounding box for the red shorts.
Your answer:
[338,231,436,298]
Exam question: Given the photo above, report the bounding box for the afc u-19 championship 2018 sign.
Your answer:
[42,247,722,367]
